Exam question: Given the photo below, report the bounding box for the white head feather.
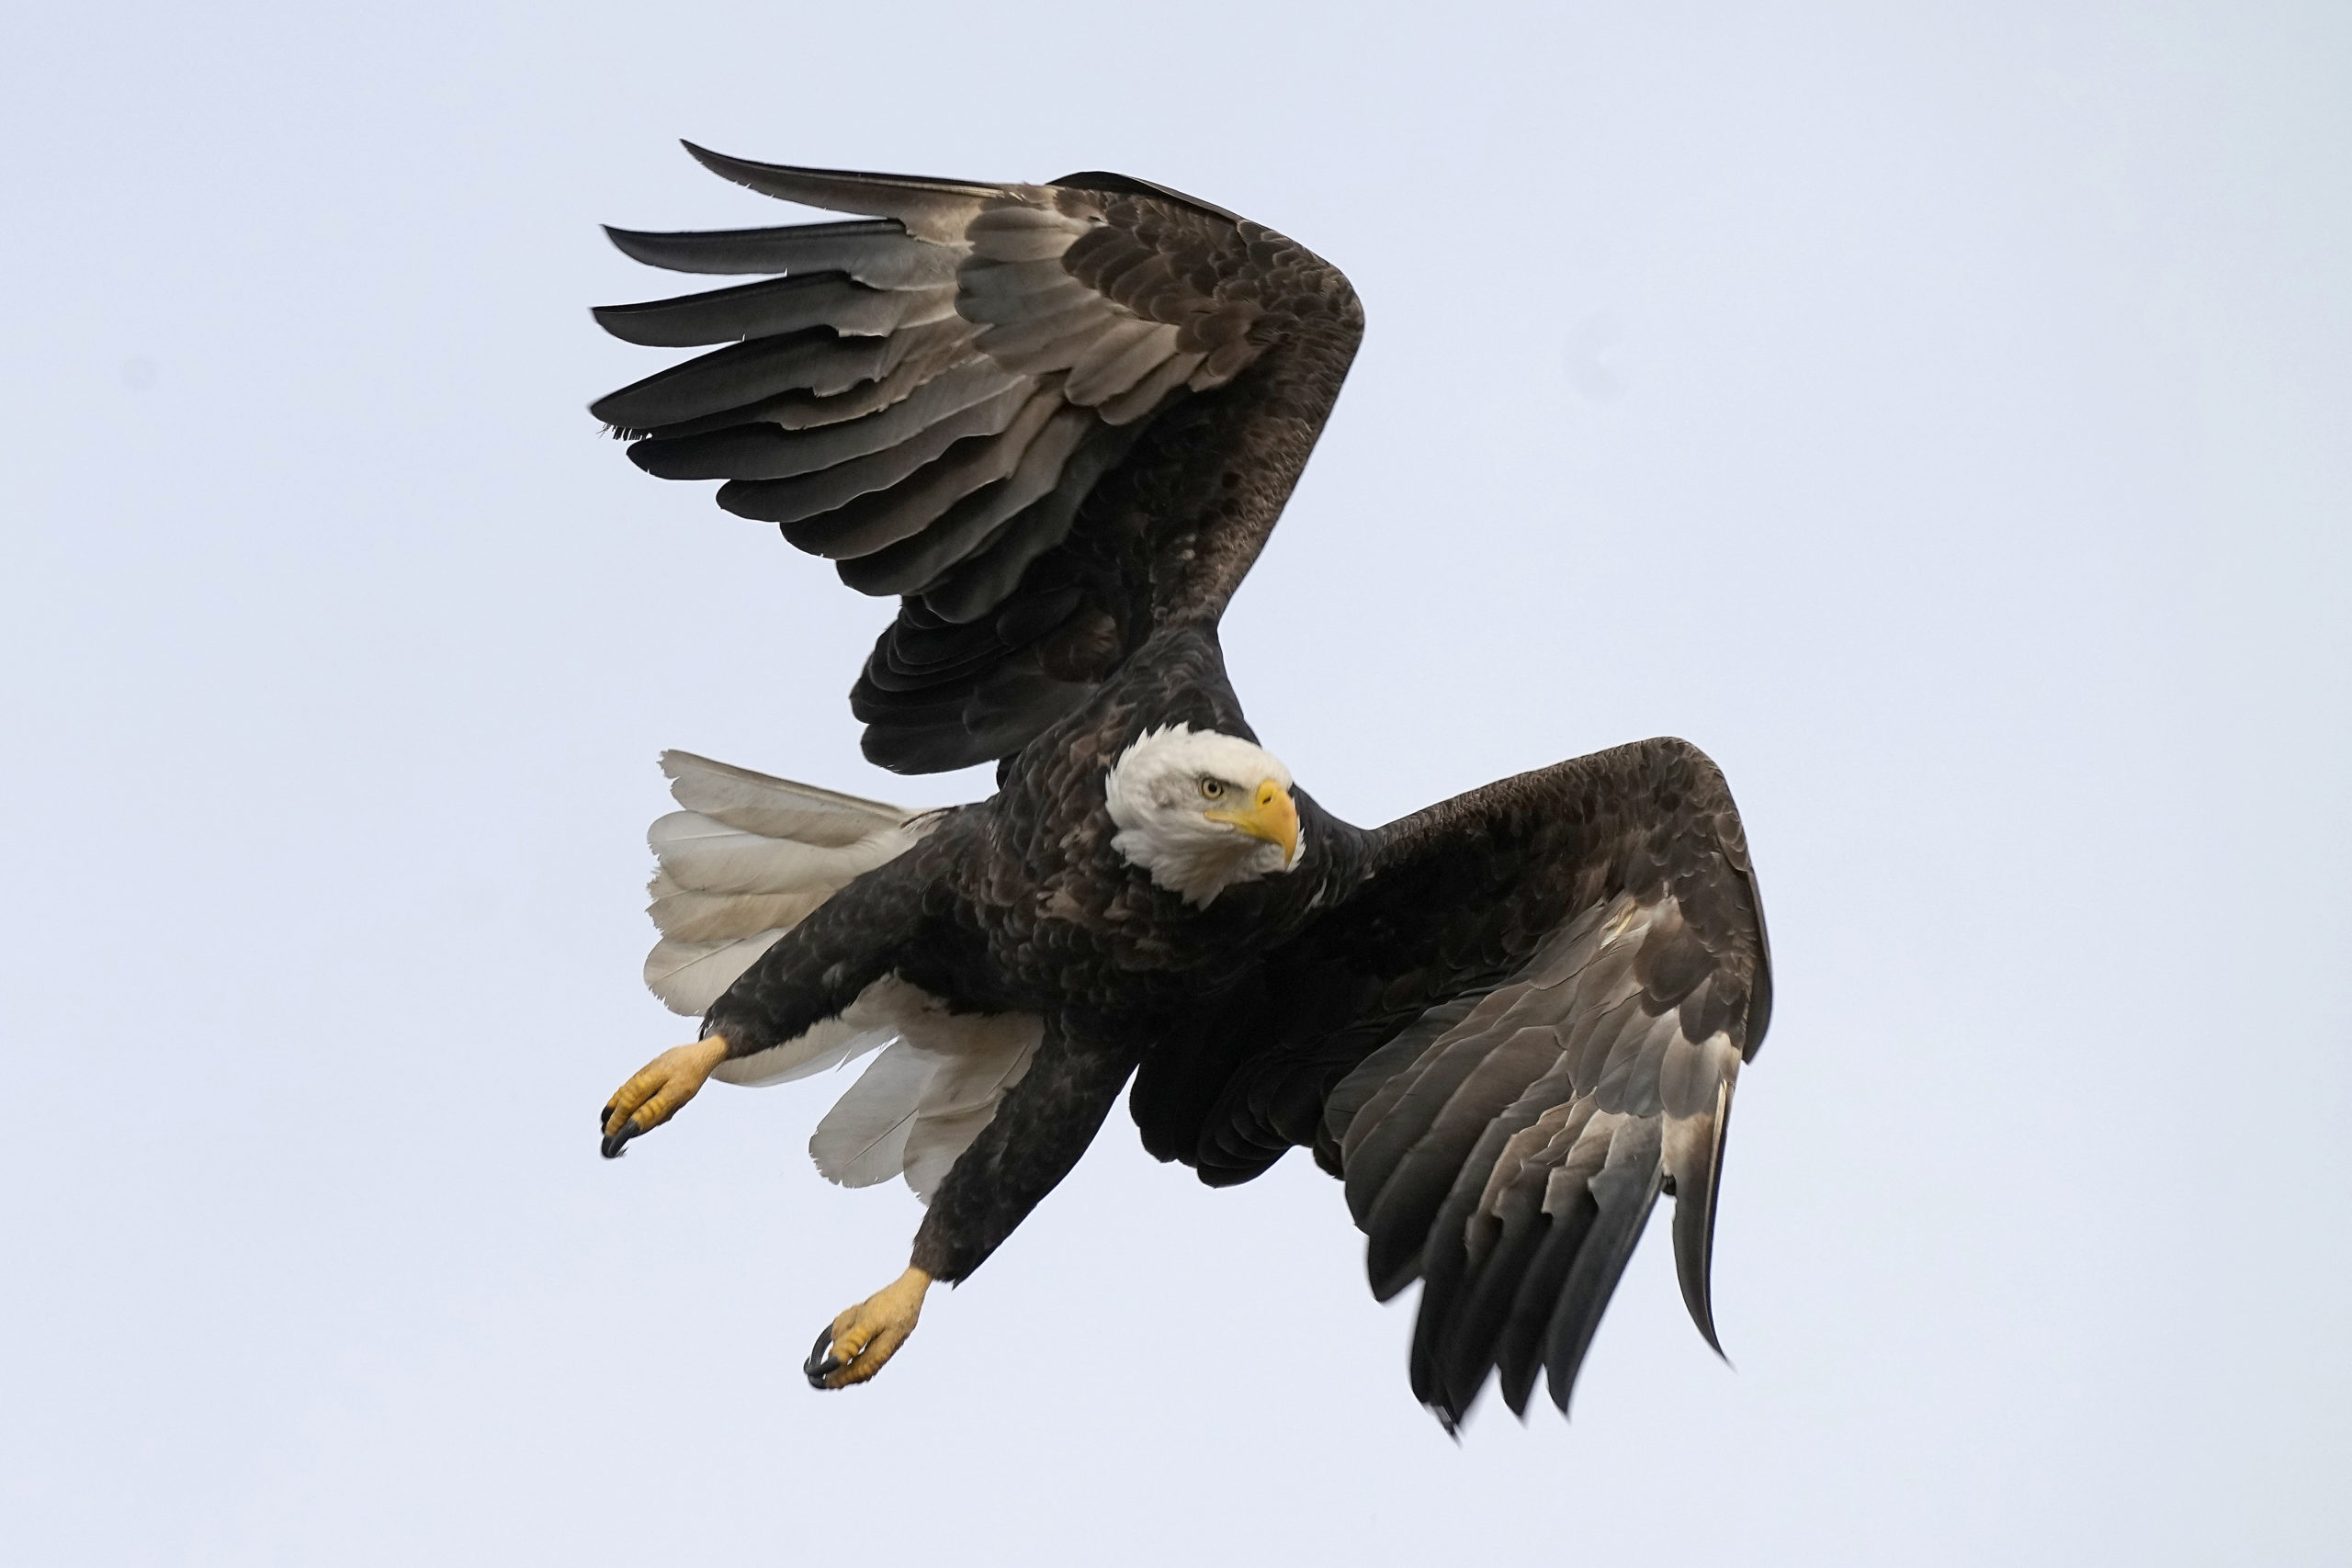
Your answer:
[1104,724,1304,907]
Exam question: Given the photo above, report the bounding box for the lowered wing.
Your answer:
[1130,737,1773,1427]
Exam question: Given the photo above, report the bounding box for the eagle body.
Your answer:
[591,150,1774,1427]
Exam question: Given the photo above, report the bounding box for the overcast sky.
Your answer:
[6,3,2347,1563]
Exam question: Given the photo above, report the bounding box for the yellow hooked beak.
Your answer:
[1205,778,1301,867]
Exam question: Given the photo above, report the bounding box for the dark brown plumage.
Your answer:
[590,149,1773,1427]
[594,145,1360,773]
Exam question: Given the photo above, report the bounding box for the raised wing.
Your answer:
[1129,737,1772,1427]
[594,147,1363,773]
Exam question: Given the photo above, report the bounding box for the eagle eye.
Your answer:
[1199,777,1226,799]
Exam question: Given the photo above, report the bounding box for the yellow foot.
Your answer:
[599,1037,729,1158]
[805,1268,932,1390]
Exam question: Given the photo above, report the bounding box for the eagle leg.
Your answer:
[599,1036,729,1157]
[805,1267,933,1389]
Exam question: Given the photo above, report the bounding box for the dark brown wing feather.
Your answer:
[593,144,1363,772]
[1129,737,1772,1428]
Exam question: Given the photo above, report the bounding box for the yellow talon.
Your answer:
[600,1036,729,1156]
[807,1267,932,1390]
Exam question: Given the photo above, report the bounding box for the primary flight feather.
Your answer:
[592,146,1774,1428]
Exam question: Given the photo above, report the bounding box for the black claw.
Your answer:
[803,1326,842,1389]
[599,1118,642,1159]
[599,1102,616,1128]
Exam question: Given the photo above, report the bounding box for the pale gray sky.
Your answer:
[5,4,2347,1563]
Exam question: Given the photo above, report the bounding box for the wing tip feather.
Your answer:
[678,141,1001,240]
[1669,1077,1736,1357]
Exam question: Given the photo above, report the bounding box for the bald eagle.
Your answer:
[593,147,1773,1429]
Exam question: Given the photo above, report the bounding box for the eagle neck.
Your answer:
[1103,624,1253,749]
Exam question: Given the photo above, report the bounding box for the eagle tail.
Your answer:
[641,749,928,1085]
[808,990,1043,1202]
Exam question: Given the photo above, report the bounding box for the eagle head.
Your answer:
[1104,724,1303,907]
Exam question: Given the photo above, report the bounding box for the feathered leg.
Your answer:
[595,850,934,1156]
[803,1017,1136,1390]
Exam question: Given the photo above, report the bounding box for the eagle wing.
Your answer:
[594,148,1363,773]
[1129,737,1773,1427]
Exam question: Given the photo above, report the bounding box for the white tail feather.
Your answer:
[661,750,908,845]
[809,981,1042,1202]
[807,1036,936,1186]
[644,750,931,1022]
[650,930,788,1035]
[707,1009,897,1089]
[644,751,1034,1196]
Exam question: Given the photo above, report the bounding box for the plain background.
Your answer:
[5,3,2347,1562]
